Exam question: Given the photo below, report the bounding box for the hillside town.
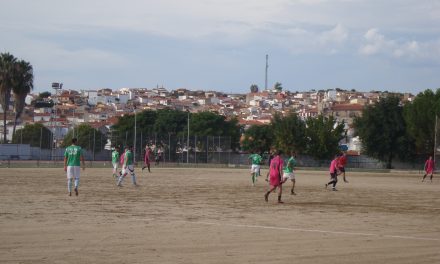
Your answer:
[0,85,415,154]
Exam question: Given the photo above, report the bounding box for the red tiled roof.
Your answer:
[331,104,364,111]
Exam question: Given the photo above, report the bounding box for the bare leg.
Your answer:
[265,185,278,202]
[277,185,283,203]
[291,179,296,195]
[343,172,348,183]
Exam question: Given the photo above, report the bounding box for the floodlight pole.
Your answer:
[134,106,137,163]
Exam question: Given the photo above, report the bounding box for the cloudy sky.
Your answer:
[1,0,440,94]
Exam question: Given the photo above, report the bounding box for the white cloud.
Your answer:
[359,28,440,62]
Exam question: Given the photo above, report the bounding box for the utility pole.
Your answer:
[187,110,190,164]
[265,54,269,90]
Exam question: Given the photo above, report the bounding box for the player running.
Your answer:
[111,146,120,178]
[117,146,137,187]
[248,150,262,186]
[337,151,349,183]
[325,154,340,191]
[264,150,284,203]
[63,138,85,196]
[281,150,297,195]
[422,155,435,182]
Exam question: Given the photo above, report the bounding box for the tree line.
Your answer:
[241,113,345,160]
[354,88,440,168]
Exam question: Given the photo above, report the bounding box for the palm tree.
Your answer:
[0,53,17,143]
[12,60,33,136]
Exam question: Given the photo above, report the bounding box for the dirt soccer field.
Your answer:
[0,167,439,264]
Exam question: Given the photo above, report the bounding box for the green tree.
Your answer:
[274,82,283,92]
[154,109,188,136]
[112,109,158,147]
[404,88,440,154]
[62,123,107,152]
[12,60,33,136]
[305,115,345,160]
[354,96,411,168]
[250,84,259,93]
[0,53,17,142]
[272,112,307,154]
[189,111,241,150]
[190,111,227,136]
[241,124,274,154]
[38,91,51,99]
[12,123,52,148]
[224,117,242,151]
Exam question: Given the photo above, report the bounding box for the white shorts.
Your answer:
[283,171,295,180]
[112,162,119,170]
[122,165,134,175]
[66,166,81,179]
[251,164,260,174]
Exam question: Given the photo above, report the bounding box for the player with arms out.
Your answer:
[64,138,85,196]
[265,150,284,203]
[248,150,262,186]
[117,146,137,187]
[422,155,435,182]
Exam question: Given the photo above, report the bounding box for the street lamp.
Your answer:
[51,82,62,160]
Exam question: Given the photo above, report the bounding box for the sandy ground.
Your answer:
[0,167,439,264]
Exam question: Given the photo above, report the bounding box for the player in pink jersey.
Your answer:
[325,154,340,191]
[142,145,152,172]
[264,150,284,203]
[422,155,435,182]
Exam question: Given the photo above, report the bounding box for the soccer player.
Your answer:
[338,151,349,183]
[422,155,435,182]
[281,151,297,195]
[325,154,340,191]
[265,148,275,182]
[117,146,137,187]
[63,138,85,196]
[154,146,163,166]
[111,146,120,178]
[248,150,262,186]
[264,150,284,203]
[142,145,152,172]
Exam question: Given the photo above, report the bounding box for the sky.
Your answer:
[1,0,440,94]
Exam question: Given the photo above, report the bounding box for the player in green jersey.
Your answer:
[248,151,262,186]
[281,151,297,195]
[111,146,120,178]
[63,138,85,196]
[117,146,137,187]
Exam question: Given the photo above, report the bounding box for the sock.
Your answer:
[131,173,137,185]
[117,175,125,185]
[67,179,72,193]
[74,178,79,189]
